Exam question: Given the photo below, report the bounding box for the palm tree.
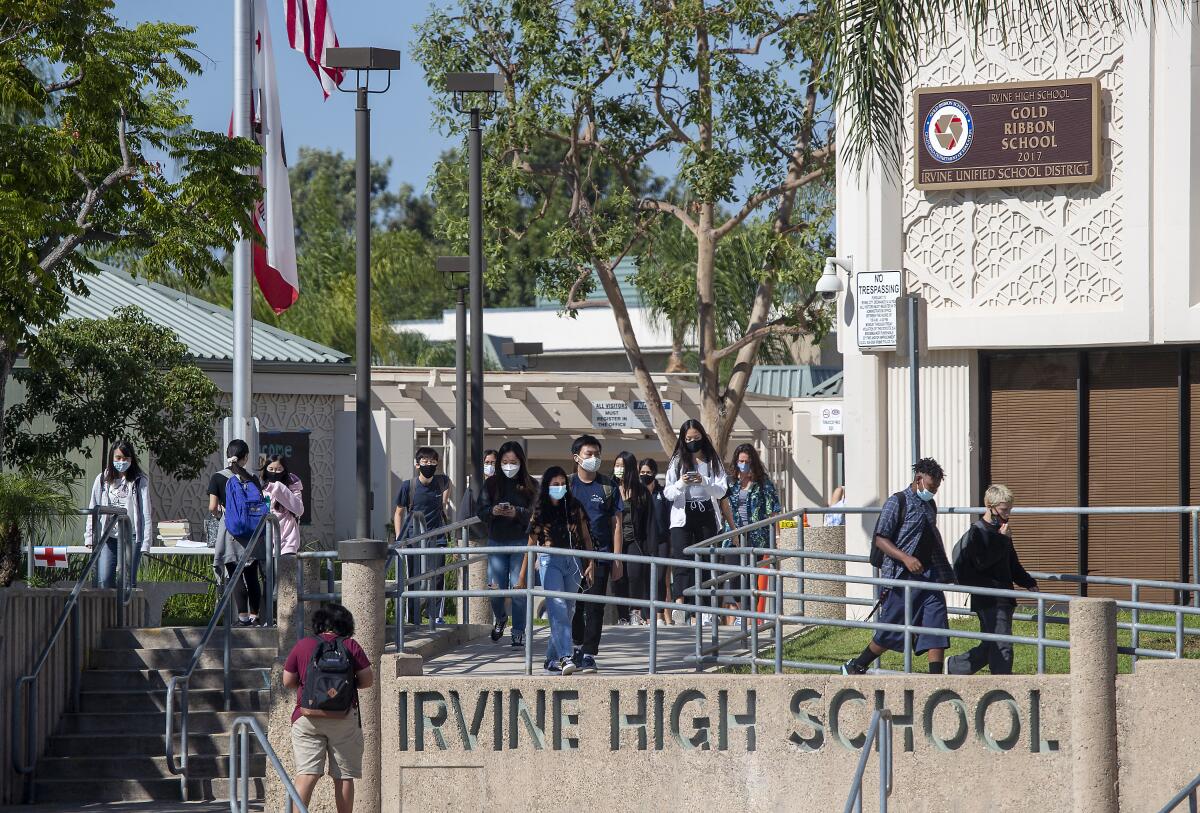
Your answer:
[0,471,77,587]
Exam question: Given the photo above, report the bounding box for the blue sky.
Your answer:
[114,1,454,193]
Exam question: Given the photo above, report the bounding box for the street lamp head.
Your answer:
[437,256,470,290]
[325,47,402,71]
[444,72,505,114]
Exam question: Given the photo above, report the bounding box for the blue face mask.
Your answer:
[737,462,749,473]
[548,485,568,501]
[915,488,934,502]
[113,460,130,474]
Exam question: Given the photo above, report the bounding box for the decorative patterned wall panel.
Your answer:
[903,22,1124,310]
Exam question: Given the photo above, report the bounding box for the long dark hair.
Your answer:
[671,419,721,477]
[729,443,768,485]
[486,440,536,500]
[225,439,254,483]
[615,450,647,513]
[104,438,144,483]
[530,465,578,527]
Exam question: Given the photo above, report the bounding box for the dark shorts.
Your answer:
[873,585,950,654]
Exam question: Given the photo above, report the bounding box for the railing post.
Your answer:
[1037,596,1046,675]
[774,565,784,674]
[224,597,233,711]
[69,601,81,712]
[1192,510,1199,610]
[524,547,533,677]
[397,550,407,652]
[294,556,305,646]
[708,548,719,650]
[902,585,913,673]
[649,561,658,675]
[116,517,126,628]
[1131,583,1140,669]
[692,552,702,672]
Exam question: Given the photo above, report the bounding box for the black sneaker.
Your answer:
[491,614,507,642]
[543,659,562,675]
[511,632,525,647]
[580,654,598,673]
[571,647,584,671]
[841,659,867,675]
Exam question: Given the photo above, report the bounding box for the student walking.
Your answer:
[610,451,651,625]
[84,439,152,588]
[213,440,269,626]
[283,603,373,813]
[482,449,498,480]
[477,441,537,647]
[640,458,673,625]
[842,458,954,675]
[569,434,623,673]
[726,443,782,617]
[947,484,1038,675]
[394,447,452,625]
[517,466,595,675]
[663,420,727,625]
[261,455,305,555]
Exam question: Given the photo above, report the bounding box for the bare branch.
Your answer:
[638,198,699,235]
[654,68,692,145]
[711,314,813,363]
[713,13,808,55]
[712,150,833,240]
[44,72,84,93]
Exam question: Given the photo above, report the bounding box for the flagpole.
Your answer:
[232,0,255,460]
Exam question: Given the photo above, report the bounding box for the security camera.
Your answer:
[816,256,853,302]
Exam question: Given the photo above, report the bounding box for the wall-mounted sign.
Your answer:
[856,271,903,351]
[591,399,672,430]
[914,78,1101,191]
[812,402,843,436]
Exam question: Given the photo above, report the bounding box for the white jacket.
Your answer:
[662,457,727,529]
[83,472,153,552]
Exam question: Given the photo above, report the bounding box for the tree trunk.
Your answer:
[0,523,21,587]
[0,344,14,471]
[695,206,724,448]
[716,278,775,452]
[593,260,678,455]
[665,346,687,373]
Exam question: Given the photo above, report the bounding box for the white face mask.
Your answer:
[613,467,625,479]
[483,463,496,477]
[501,463,520,479]
[578,456,601,473]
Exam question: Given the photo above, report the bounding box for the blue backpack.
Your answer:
[225,475,268,538]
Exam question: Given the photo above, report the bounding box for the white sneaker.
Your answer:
[671,608,685,625]
[700,615,713,628]
[630,610,644,626]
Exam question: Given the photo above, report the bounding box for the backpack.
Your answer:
[870,489,908,569]
[299,636,357,716]
[225,474,267,538]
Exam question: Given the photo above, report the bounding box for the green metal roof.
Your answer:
[746,365,843,398]
[535,256,641,309]
[58,262,349,365]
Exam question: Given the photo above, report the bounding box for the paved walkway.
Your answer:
[423,623,710,675]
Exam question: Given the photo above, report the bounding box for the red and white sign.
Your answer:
[33,547,69,569]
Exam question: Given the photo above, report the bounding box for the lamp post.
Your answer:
[326,47,402,541]
[444,72,504,492]
[437,256,469,508]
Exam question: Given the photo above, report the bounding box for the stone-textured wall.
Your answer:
[903,22,1124,310]
[147,392,339,549]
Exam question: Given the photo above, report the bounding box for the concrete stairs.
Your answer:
[33,627,275,804]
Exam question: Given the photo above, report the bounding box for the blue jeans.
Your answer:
[487,545,527,633]
[405,542,447,624]
[538,552,579,664]
[96,537,142,589]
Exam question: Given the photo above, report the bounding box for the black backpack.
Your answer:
[299,636,356,715]
[870,490,909,569]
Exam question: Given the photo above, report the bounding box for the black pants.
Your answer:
[670,504,718,605]
[225,561,262,616]
[947,603,1016,675]
[611,540,650,620]
[571,559,611,655]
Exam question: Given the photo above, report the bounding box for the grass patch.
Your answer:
[722,609,1200,675]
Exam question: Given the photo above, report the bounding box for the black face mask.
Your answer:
[418,464,437,478]
[685,439,703,454]
[264,471,285,483]
[640,474,655,486]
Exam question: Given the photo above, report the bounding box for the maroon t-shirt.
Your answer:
[283,632,371,723]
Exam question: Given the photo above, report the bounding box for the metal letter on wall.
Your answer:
[913,78,1101,191]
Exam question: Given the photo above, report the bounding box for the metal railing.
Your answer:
[1158,772,1200,813]
[11,507,134,803]
[166,513,280,801]
[843,710,894,813]
[228,716,308,813]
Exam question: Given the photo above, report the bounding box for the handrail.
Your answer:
[1157,771,1200,813]
[11,506,133,803]
[388,516,481,646]
[843,710,894,813]
[390,515,480,550]
[228,716,308,813]
[166,513,279,801]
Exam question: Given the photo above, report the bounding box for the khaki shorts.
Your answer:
[291,709,364,779]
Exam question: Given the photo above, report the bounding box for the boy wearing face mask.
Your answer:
[394,447,452,625]
[946,484,1038,675]
[842,458,955,675]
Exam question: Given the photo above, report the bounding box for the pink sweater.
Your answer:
[264,476,305,554]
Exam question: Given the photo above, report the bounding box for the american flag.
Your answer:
[284,0,343,98]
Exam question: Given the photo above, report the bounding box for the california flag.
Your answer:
[250,0,299,313]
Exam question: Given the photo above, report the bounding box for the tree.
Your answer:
[5,306,224,480]
[0,1,261,467]
[414,1,835,454]
[0,470,75,587]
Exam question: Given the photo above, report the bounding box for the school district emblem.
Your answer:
[923,99,973,164]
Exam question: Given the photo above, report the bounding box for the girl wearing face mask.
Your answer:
[662,420,727,624]
[639,458,673,625]
[610,451,651,624]
[84,438,152,589]
[517,466,594,674]
[726,444,782,619]
[210,439,268,626]
[476,440,537,647]
[260,455,305,555]
[482,449,498,480]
